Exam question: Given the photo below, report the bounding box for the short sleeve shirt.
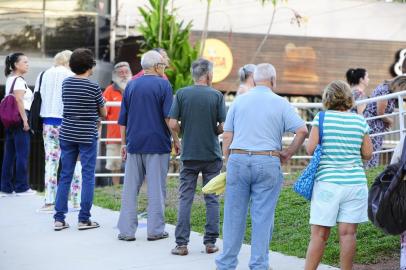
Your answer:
[169,85,226,161]
[5,76,33,110]
[118,75,173,154]
[224,86,305,151]
[59,77,105,144]
[312,110,369,185]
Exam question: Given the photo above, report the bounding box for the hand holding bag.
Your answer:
[0,77,22,128]
[293,111,325,200]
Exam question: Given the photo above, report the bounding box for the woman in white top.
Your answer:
[34,50,83,212]
[236,64,256,95]
[0,53,36,196]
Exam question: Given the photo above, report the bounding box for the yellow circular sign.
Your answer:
[202,38,233,83]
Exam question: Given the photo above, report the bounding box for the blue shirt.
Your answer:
[118,75,173,154]
[224,86,305,151]
[60,77,105,144]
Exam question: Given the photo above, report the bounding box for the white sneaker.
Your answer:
[16,189,37,196]
[0,191,14,198]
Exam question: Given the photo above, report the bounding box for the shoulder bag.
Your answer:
[293,111,325,200]
[29,71,45,134]
[368,138,406,235]
[0,77,23,128]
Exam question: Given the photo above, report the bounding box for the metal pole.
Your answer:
[41,0,46,57]
[109,0,116,63]
[95,13,99,59]
[398,95,405,141]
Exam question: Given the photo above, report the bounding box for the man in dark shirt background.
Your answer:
[169,59,226,256]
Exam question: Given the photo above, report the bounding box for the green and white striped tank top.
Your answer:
[312,111,369,185]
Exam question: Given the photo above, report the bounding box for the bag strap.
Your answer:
[318,111,325,145]
[399,137,406,165]
[37,71,45,94]
[9,76,22,94]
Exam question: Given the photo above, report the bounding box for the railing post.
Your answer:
[398,94,405,141]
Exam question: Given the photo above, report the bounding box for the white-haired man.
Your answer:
[215,63,308,270]
[117,50,180,241]
[103,62,132,186]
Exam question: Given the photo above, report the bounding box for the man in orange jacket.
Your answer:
[103,62,132,185]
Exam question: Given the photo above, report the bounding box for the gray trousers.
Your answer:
[175,159,222,246]
[117,153,170,237]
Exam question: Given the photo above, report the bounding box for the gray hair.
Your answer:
[54,50,72,66]
[253,63,276,83]
[238,64,256,83]
[141,50,163,70]
[113,61,131,72]
[191,58,213,81]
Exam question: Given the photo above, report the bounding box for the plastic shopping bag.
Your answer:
[202,172,226,195]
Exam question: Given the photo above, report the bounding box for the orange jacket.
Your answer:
[103,84,123,143]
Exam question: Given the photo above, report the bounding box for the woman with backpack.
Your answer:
[0,53,36,196]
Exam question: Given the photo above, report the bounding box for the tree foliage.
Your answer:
[138,0,200,92]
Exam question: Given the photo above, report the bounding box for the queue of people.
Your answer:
[1,47,406,270]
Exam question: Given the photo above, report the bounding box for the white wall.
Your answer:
[117,0,406,42]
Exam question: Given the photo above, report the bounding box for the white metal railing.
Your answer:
[95,90,406,178]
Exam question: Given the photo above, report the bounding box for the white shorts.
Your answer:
[310,181,368,227]
[105,144,122,171]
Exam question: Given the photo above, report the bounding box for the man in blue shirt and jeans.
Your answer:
[117,50,180,241]
[215,63,308,270]
[169,59,226,256]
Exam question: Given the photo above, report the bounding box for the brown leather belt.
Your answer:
[231,149,280,157]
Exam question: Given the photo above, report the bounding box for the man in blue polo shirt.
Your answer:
[116,50,180,241]
[215,63,308,270]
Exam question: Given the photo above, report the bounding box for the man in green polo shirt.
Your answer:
[169,58,226,256]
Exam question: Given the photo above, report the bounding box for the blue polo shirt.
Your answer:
[118,75,173,154]
[224,86,305,151]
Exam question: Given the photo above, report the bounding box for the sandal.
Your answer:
[54,220,69,231]
[78,220,100,230]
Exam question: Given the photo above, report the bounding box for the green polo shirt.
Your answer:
[169,85,226,161]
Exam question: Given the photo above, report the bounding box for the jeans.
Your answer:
[54,139,97,222]
[215,154,283,270]
[0,126,30,193]
[175,159,222,246]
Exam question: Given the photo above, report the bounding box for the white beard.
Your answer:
[112,76,130,91]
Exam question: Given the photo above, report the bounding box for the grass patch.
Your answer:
[94,166,399,266]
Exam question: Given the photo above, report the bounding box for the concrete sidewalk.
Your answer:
[0,195,337,270]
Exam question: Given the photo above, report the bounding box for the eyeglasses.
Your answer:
[155,63,167,68]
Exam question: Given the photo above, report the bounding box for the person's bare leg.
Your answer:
[112,170,121,186]
[304,225,331,270]
[338,222,358,270]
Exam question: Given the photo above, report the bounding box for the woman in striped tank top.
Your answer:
[304,81,373,270]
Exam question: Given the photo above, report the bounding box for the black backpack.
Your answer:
[29,71,44,135]
[368,139,406,235]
